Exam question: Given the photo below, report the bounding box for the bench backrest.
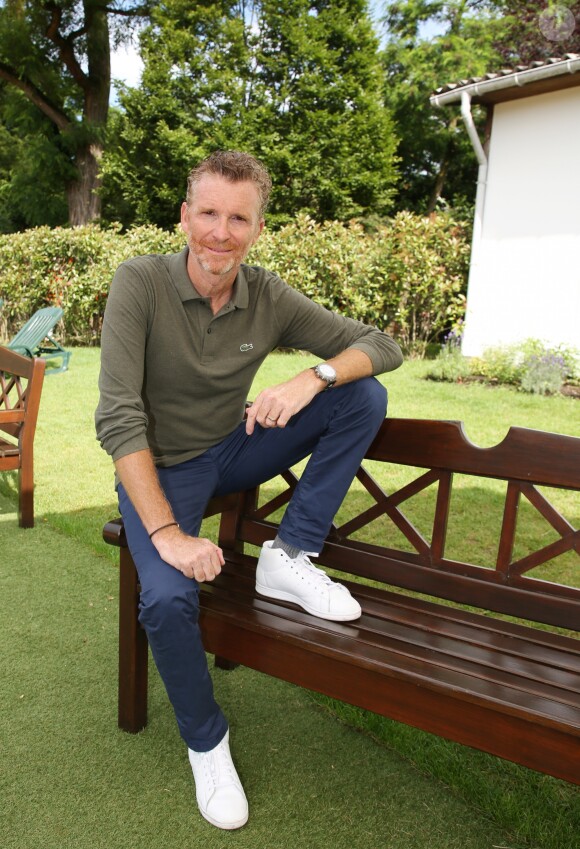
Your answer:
[0,346,45,456]
[218,418,580,632]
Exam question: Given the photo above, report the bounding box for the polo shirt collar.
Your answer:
[168,246,250,309]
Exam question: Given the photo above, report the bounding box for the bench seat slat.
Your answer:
[199,590,580,732]
[351,589,580,671]
[200,562,580,731]
[216,551,580,666]
[353,585,580,656]
[209,594,580,710]
[200,599,580,784]
[342,615,580,699]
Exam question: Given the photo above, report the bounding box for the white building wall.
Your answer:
[461,86,580,358]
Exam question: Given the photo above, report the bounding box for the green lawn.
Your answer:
[1,348,579,849]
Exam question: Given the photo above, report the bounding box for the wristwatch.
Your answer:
[311,363,337,390]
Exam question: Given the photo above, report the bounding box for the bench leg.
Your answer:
[118,546,148,732]
[18,462,34,528]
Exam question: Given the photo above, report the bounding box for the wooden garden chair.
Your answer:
[0,346,46,527]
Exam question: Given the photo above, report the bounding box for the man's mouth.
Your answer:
[204,244,232,255]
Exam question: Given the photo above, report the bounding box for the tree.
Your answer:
[381,1,580,214]
[239,0,398,224]
[101,0,250,227]
[0,84,71,231]
[0,0,149,226]
[493,1,580,64]
[101,0,398,228]
[381,1,508,214]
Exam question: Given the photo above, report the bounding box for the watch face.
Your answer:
[316,364,336,383]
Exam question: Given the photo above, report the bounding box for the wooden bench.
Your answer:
[0,345,46,527]
[103,418,580,785]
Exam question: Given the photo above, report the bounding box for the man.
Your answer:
[96,150,403,831]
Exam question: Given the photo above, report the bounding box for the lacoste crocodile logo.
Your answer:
[240,343,254,352]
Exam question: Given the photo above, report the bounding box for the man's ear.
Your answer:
[180,202,190,234]
[252,218,265,244]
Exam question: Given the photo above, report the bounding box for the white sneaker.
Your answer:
[188,730,248,830]
[256,541,362,622]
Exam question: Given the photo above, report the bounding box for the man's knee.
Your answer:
[139,578,200,634]
[347,376,388,424]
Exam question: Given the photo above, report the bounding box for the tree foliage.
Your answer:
[3,1,577,231]
[380,1,580,215]
[0,0,149,228]
[381,0,507,214]
[102,0,398,229]
[0,84,70,231]
[493,1,580,64]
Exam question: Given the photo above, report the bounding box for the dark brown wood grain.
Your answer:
[0,346,46,527]
[103,417,580,784]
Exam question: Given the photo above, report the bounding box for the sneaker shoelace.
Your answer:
[292,554,347,593]
[201,743,237,791]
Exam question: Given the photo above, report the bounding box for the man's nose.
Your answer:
[212,216,231,240]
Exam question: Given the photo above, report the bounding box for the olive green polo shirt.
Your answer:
[95,247,403,467]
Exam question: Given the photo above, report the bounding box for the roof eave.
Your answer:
[430,56,580,108]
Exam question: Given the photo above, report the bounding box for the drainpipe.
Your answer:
[460,90,487,244]
[430,55,580,356]
[459,91,488,357]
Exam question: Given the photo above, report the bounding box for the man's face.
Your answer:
[181,174,264,280]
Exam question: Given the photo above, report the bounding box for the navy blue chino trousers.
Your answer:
[118,377,387,752]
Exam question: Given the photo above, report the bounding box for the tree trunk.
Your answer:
[65,1,111,225]
[66,141,103,225]
[426,116,459,214]
[426,153,451,214]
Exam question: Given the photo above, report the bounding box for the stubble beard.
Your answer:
[188,237,240,278]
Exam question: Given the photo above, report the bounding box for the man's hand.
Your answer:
[245,369,322,435]
[152,524,225,581]
[245,350,375,435]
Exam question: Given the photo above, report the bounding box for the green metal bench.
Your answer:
[8,307,71,375]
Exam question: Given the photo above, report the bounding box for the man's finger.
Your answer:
[245,405,257,435]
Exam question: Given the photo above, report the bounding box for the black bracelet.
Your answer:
[149,521,179,540]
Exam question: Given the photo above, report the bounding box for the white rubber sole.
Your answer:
[256,583,362,622]
[199,808,249,830]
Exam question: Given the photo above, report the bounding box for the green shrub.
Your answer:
[427,328,472,382]
[470,340,579,390]
[470,344,524,386]
[249,214,387,327]
[431,338,580,395]
[0,224,184,344]
[0,212,471,350]
[251,211,471,355]
[374,211,471,357]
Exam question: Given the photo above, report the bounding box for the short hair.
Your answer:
[186,150,272,218]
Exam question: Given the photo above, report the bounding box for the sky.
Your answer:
[110,39,143,99]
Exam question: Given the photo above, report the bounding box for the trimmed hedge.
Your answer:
[0,212,471,355]
[0,224,184,345]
